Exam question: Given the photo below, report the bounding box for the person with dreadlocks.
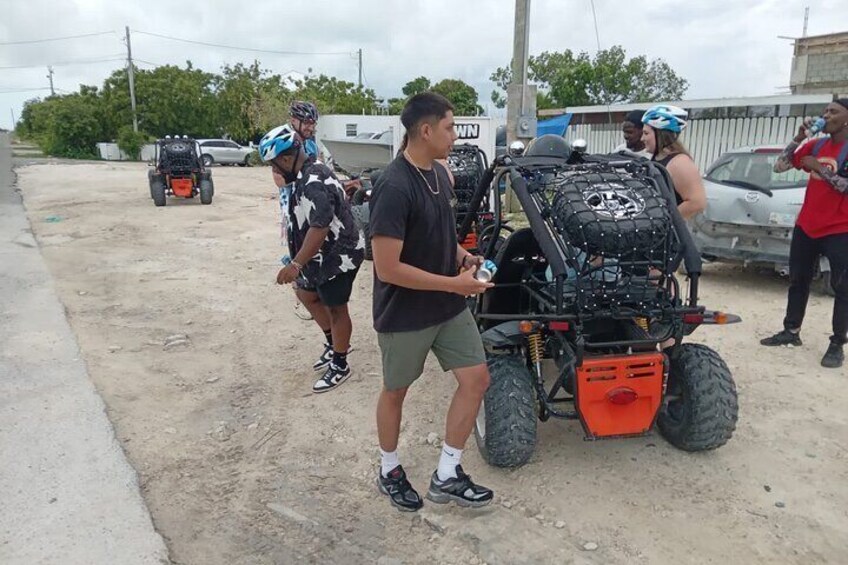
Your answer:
[760,99,848,369]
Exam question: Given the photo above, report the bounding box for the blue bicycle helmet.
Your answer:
[259,124,300,162]
[642,105,688,133]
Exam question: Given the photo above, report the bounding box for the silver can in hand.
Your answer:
[476,260,498,282]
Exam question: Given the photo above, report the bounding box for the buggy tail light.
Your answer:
[548,321,570,331]
[712,312,729,324]
[683,313,704,324]
[607,387,638,405]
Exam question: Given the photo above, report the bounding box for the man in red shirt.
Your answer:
[761,99,848,368]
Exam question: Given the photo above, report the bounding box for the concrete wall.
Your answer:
[790,32,848,94]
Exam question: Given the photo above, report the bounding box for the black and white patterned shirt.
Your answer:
[286,159,365,286]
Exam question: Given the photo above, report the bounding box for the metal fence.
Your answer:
[564,116,806,172]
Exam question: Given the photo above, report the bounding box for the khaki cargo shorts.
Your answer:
[377,308,486,391]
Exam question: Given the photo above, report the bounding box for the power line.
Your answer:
[0,56,125,70]
[0,31,115,45]
[133,30,351,56]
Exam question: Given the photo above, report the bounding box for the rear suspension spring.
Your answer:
[528,332,543,364]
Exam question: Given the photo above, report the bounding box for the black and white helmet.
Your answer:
[290,101,319,123]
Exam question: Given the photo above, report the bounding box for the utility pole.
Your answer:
[46,66,55,96]
[506,0,537,211]
[10,108,16,130]
[507,0,536,145]
[357,49,363,88]
[125,26,139,132]
[802,6,810,37]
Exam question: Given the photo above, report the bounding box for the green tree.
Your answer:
[101,62,218,139]
[402,76,431,97]
[389,77,483,116]
[214,61,272,143]
[489,46,688,109]
[292,74,378,116]
[431,78,483,116]
[116,126,150,160]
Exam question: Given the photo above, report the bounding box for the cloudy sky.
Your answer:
[1,0,847,130]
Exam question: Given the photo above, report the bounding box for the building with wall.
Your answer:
[790,31,848,95]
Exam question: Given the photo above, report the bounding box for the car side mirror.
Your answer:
[509,141,526,156]
[572,139,588,153]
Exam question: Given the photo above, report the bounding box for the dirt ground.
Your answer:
[14,160,848,565]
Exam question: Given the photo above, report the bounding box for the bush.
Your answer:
[117,126,150,160]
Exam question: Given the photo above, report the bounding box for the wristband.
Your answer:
[290,260,304,272]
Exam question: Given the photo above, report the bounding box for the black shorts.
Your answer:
[304,269,359,307]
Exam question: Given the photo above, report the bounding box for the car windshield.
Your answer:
[705,151,807,190]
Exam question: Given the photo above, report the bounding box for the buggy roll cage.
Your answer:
[462,153,707,330]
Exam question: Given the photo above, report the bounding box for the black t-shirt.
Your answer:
[369,156,466,333]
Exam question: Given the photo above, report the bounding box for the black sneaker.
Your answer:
[377,465,423,512]
[312,345,354,372]
[312,363,352,393]
[760,329,802,347]
[821,342,845,368]
[426,465,493,508]
[312,343,333,372]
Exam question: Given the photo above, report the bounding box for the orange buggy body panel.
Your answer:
[575,352,665,439]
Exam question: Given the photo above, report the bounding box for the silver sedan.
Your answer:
[691,145,832,291]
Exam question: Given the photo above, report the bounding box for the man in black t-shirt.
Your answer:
[260,124,364,394]
[369,93,495,512]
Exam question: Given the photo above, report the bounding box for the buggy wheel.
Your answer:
[200,179,213,205]
[474,353,537,467]
[658,343,738,452]
[201,154,214,167]
[148,171,163,199]
[152,179,167,207]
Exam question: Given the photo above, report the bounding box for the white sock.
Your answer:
[380,449,399,478]
[437,444,463,481]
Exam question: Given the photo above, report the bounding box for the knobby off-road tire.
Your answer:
[474,354,537,467]
[658,343,738,451]
[152,178,167,207]
[200,179,214,205]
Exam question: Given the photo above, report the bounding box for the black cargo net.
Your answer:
[159,141,200,173]
[523,161,681,317]
[447,146,487,229]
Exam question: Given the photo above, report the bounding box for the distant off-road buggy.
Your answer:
[147,136,214,207]
[464,138,740,468]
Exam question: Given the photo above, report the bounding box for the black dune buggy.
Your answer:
[351,144,500,262]
[449,144,505,255]
[147,137,214,207]
[346,168,383,261]
[463,144,740,468]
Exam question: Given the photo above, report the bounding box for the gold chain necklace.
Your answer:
[404,151,440,195]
